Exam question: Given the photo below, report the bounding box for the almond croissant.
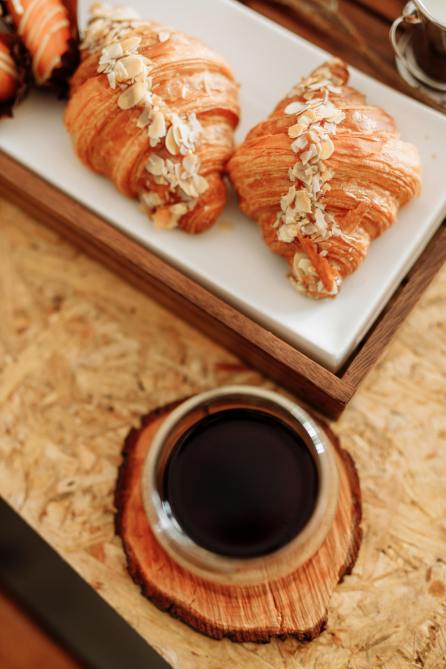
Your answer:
[228,59,421,298]
[65,3,240,233]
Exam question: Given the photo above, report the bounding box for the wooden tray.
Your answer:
[1,150,445,418]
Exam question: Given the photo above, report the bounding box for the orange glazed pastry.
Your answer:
[65,3,240,233]
[3,0,77,88]
[228,59,421,298]
[0,29,28,116]
[0,36,18,102]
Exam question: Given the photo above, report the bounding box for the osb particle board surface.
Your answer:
[1,197,446,669]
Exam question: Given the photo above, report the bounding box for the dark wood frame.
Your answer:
[1,151,445,418]
[0,498,170,669]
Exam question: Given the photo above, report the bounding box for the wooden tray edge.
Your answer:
[1,150,444,418]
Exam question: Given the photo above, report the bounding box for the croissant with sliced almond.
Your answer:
[228,59,421,298]
[65,3,240,233]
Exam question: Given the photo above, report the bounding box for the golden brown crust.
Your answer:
[65,6,240,234]
[228,58,421,299]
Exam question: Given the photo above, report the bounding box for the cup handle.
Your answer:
[390,16,408,63]
[390,1,422,62]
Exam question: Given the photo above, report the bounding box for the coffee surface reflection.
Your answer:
[162,408,319,559]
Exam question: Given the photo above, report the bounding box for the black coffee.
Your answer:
[162,408,319,558]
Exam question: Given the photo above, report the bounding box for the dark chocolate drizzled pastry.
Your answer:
[0,0,78,96]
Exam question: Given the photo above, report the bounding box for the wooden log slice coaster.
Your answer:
[115,399,362,642]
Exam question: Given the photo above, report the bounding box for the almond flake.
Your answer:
[170,202,188,216]
[180,180,198,198]
[300,110,319,125]
[165,126,179,155]
[312,174,321,196]
[291,136,308,153]
[146,154,165,176]
[107,70,116,88]
[314,208,327,233]
[119,54,144,78]
[284,101,305,115]
[301,223,317,235]
[300,145,317,165]
[158,31,170,43]
[298,257,317,275]
[136,108,151,128]
[141,191,162,209]
[324,121,337,134]
[280,186,296,212]
[320,137,335,160]
[120,36,141,53]
[118,81,146,109]
[101,42,123,62]
[288,123,306,139]
[114,60,128,81]
[294,189,312,213]
[148,110,166,139]
[278,223,299,243]
[308,78,331,90]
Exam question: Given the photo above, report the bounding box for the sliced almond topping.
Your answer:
[101,42,123,62]
[179,180,198,198]
[300,146,317,165]
[278,223,299,243]
[170,202,188,216]
[136,107,151,128]
[117,81,146,110]
[314,207,327,233]
[284,101,305,115]
[107,70,116,88]
[291,136,308,153]
[292,252,307,276]
[288,123,306,139]
[298,257,318,276]
[280,186,296,212]
[146,154,165,176]
[141,191,162,209]
[120,36,141,53]
[294,189,312,213]
[158,31,170,43]
[165,126,179,155]
[319,137,335,160]
[300,109,318,124]
[148,110,166,139]
[119,54,144,78]
[172,121,185,147]
[114,60,129,82]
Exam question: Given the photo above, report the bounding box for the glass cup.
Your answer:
[141,385,339,586]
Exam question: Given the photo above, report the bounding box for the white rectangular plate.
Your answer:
[1,0,445,371]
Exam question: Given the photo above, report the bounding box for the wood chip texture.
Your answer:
[1,197,446,669]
